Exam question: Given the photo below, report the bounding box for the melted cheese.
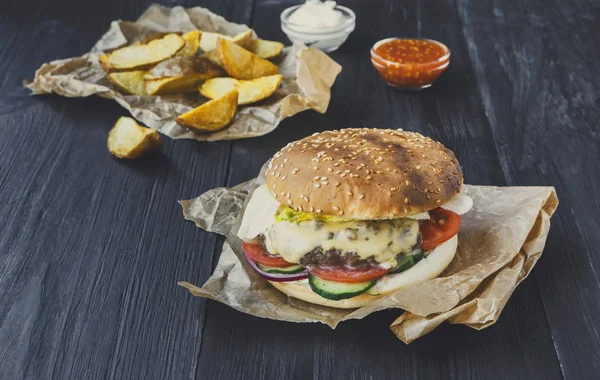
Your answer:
[263,218,419,268]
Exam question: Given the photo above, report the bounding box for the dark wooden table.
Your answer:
[2,0,599,379]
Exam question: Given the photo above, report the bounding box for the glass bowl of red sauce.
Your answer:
[370,38,450,90]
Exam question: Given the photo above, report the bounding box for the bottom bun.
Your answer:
[269,235,458,309]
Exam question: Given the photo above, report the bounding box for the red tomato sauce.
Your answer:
[371,38,450,89]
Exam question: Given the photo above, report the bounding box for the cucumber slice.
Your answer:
[390,249,424,274]
[308,274,375,300]
[257,263,305,274]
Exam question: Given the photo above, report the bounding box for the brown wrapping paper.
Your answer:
[24,5,342,141]
[178,163,558,343]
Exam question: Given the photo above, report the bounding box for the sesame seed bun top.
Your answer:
[265,128,463,219]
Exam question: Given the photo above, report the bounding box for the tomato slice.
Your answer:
[420,208,461,251]
[242,243,295,267]
[307,265,389,283]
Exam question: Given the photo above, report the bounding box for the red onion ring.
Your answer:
[243,252,308,282]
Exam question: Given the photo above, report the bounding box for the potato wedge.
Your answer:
[198,29,253,52]
[107,70,147,96]
[216,39,278,80]
[246,39,284,59]
[199,74,282,105]
[178,30,201,57]
[146,76,206,95]
[100,34,185,72]
[108,117,162,159]
[201,50,221,66]
[176,90,238,133]
[144,56,222,80]
[231,30,254,48]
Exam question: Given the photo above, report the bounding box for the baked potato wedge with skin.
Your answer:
[201,50,221,66]
[199,74,282,105]
[198,29,253,52]
[146,75,209,95]
[177,30,201,57]
[100,34,185,72]
[246,39,284,59]
[107,70,148,96]
[176,89,238,133]
[108,117,162,159]
[216,38,279,80]
[144,56,222,80]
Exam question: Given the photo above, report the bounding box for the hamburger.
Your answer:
[237,128,472,308]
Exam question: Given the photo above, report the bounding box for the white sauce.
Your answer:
[441,189,473,215]
[288,0,345,29]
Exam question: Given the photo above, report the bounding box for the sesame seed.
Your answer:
[335,182,341,187]
[405,180,410,186]
[347,191,353,196]
[327,168,333,172]
[416,165,422,170]
[316,209,322,214]
[287,199,292,205]
[333,206,339,211]
[309,206,314,212]
[280,191,285,196]
[344,170,350,173]
[313,166,318,170]
[286,193,291,199]
[270,171,275,175]
[314,183,321,188]
[376,170,382,174]
[366,175,373,180]
[313,176,320,180]
[284,158,289,163]
[427,181,433,185]
[304,196,309,202]
[338,210,344,216]
[388,191,392,197]
[391,187,397,191]
[281,176,286,180]
[404,197,409,204]
[436,199,441,204]
[393,169,399,173]
[359,194,365,199]
[320,176,327,180]
[273,183,277,189]
[322,181,329,185]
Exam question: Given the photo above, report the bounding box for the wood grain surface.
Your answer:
[1,0,598,379]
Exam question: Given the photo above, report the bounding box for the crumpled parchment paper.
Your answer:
[178,163,558,343]
[25,4,342,141]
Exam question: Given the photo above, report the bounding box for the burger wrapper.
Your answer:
[24,5,341,141]
[178,164,558,343]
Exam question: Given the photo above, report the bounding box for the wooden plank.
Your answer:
[458,0,600,377]
[0,0,254,379]
[197,1,563,379]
